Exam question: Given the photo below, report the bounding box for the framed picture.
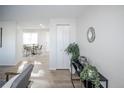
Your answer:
[0,27,2,48]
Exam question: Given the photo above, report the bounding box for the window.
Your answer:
[23,32,38,45]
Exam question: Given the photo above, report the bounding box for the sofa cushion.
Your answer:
[0,80,6,88]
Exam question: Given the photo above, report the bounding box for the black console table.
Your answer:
[70,59,108,88]
[84,72,108,88]
[98,72,108,88]
[70,61,83,88]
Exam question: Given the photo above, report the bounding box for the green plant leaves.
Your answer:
[80,64,100,88]
[65,42,100,88]
[65,42,80,61]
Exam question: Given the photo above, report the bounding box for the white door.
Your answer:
[56,24,70,69]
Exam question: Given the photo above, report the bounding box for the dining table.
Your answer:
[23,44,39,56]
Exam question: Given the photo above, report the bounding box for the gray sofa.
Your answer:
[2,64,34,88]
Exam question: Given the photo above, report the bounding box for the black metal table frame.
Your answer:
[70,61,108,88]
[70,63,82,88]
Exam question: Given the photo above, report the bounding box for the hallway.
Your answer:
[24,53,81,88]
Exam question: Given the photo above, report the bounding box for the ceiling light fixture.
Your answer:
[40,24,45,29]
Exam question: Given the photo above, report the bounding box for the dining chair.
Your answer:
[37,45,42,55]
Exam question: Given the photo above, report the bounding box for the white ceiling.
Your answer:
[0,5,86,29]
[0,5,86,20]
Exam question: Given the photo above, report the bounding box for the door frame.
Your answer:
[56,24,70,69]
[49,19,77,70]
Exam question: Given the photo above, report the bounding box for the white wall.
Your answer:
[0,21,16,65]
[16,25,23,63]
[49,18,77,70]
[77,6,124,88]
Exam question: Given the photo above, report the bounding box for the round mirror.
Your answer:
[87,27,95,43]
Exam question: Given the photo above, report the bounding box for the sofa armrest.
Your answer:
[5,72,20,81]
[2,74,20,88]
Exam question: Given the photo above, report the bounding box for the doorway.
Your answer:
[22,29,49,57]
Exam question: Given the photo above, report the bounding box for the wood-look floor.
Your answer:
[0,53,82,88]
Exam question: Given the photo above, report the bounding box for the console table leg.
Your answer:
[6,74,9,81]
[106,81,108,88]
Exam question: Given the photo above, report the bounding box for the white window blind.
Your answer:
[23,32,38,44]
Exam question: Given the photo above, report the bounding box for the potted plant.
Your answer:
[80,64,100,88]
[65,42,80,62]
